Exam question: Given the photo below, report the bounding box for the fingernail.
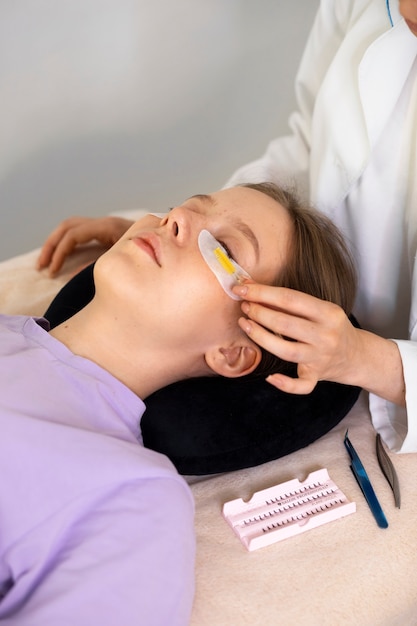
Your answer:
[239,318,252,334]
[233,284,248,297]
[241,301,250,314]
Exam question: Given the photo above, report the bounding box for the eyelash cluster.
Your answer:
[217,240,234,261]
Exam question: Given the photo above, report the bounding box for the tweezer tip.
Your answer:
[376,433,401,509]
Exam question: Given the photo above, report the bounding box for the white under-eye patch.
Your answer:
[198,229,251,300]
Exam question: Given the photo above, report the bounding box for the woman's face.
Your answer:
[94,186,292,353]
[399,0,417,35]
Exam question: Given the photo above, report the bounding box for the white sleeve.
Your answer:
[370,340,417,453]
[224,0,357,200]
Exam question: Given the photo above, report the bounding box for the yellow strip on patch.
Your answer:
[214,247,235,275]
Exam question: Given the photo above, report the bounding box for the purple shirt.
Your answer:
[0,315,195,625]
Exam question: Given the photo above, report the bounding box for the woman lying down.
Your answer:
[0,183,356,625]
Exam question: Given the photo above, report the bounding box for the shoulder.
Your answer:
[0,314,49,352]
[314,0,391,39]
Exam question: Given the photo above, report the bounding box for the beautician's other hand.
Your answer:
[233,282,405,407]
[37,216,134,276]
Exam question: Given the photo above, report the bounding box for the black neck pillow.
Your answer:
[44,263,361,475]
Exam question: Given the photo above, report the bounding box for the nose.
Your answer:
[160,206,202,246]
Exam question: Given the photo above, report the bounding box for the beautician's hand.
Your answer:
[234,282,356,393]
[234,282,406,406]
[37,216,134,276]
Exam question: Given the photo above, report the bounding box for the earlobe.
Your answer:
[205,342,262,378]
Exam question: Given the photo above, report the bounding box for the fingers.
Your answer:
[235,281,351,392]
[37,218,94,276]
[236,281,344,344]
[240,317,321,394]
[234,282,326,320]
[265,372,318,395]
[237,315,315,366]
[240,300,318,346]
[36,216,134,276]
[37,218,79,274]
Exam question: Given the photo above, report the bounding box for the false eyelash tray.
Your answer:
[222,468,356,551]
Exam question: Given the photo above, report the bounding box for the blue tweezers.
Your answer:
[344,430,389,529]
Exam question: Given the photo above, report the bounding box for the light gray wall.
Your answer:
[0,1,319,261]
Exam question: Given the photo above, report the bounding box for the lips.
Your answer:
[132,233,161,266]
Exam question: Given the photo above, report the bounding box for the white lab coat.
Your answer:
[227,0,417,452]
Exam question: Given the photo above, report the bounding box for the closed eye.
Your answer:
[217,240,235,262]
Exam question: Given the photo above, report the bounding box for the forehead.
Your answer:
[207,186,292,283]
[192,186,288,223]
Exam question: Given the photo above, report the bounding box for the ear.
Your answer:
[205,339,262,378]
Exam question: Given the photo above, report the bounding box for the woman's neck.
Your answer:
[48,301,208,399]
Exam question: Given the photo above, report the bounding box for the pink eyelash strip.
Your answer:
[223,468,356,551]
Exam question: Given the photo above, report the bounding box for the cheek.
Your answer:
[170,262,241,330]
[197,257,240,311]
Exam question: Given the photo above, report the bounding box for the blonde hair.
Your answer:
[241,182,357,377]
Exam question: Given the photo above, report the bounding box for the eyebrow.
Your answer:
[190,193,260,261]
[190,193,216,206]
